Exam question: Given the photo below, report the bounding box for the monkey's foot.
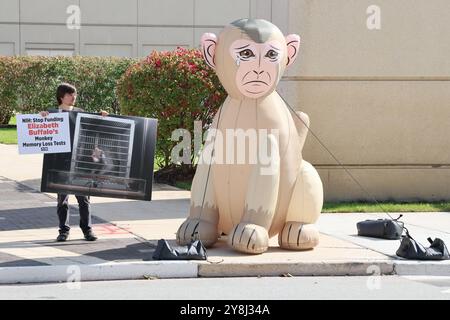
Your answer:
[227,223,269,254]
[176,218,219,248]
[278,222,319,250]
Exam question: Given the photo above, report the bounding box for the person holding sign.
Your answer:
[40,83,108,242]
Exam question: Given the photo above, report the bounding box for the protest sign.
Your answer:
[41,111,157,201]
[17,113,71,154]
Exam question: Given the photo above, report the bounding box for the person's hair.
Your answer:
[56,83,77,105]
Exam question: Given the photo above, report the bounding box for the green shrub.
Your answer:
[0,57,20,124]
[117,47,226,170]
[0,56,136,124]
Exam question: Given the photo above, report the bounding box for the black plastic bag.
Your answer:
[357,215,404,240]
[396,231,450,260]
[152,239,207,260]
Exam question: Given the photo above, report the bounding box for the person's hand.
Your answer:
[100,110,109,117]
[39,111,49,117]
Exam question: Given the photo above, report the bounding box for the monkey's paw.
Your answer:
[227,223,269,254]
[278,222,319,250]
[176,218,219,248]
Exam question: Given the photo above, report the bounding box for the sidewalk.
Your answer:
[1,143,449,284]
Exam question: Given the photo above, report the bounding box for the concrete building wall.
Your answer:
[0,0,284,56]
[280,0,450,201]
[1,0,449,201]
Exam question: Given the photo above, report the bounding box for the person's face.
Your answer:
[61,92,77,106]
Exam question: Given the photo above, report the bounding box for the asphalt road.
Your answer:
[1,275,449,300]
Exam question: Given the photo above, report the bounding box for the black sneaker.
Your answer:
[56,232,69,242]
[83,231,98,241]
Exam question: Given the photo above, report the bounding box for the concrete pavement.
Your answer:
[0,143,449,284]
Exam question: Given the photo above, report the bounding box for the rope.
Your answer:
[277,91,396,221]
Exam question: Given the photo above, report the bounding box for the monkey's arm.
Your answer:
[227,134,280,254]
[242,137,280,228]
[176,112,221,247]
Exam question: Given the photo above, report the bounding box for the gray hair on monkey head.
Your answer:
[231,18,281,43]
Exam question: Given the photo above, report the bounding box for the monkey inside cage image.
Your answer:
[41,111,157,201]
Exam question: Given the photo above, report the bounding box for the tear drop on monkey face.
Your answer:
[230,38,283,97]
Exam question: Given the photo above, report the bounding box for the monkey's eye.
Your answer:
[265,50,279,60]
[238,49,255,59]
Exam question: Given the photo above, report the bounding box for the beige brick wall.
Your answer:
[281,0,450,201]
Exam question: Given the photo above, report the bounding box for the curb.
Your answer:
[198,261,396,277]
[393,260,450,276]
[2,259,450,284]
[0,260,396,284]
[0,261,198,284]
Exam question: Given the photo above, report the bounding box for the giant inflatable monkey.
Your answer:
[176,19,323,254]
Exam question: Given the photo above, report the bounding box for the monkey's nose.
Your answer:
[253,70,264,75]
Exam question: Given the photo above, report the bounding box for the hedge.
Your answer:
[117,47,226,170]
[0,56,136,124]
[0,51,226,173]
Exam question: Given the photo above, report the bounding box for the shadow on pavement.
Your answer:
[0,207,105,231]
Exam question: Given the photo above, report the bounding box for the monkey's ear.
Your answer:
[285,34,300,67]
[201,33,217,69]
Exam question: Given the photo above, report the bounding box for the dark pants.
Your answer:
[57,194,91,234]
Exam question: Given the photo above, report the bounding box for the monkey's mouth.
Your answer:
[243,80,270,95]
[242,80,269,86]
[242,81,270,95]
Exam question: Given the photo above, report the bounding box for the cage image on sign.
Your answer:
[47,114,146,197]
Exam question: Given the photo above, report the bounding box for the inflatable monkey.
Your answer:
[176,19,323,254]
